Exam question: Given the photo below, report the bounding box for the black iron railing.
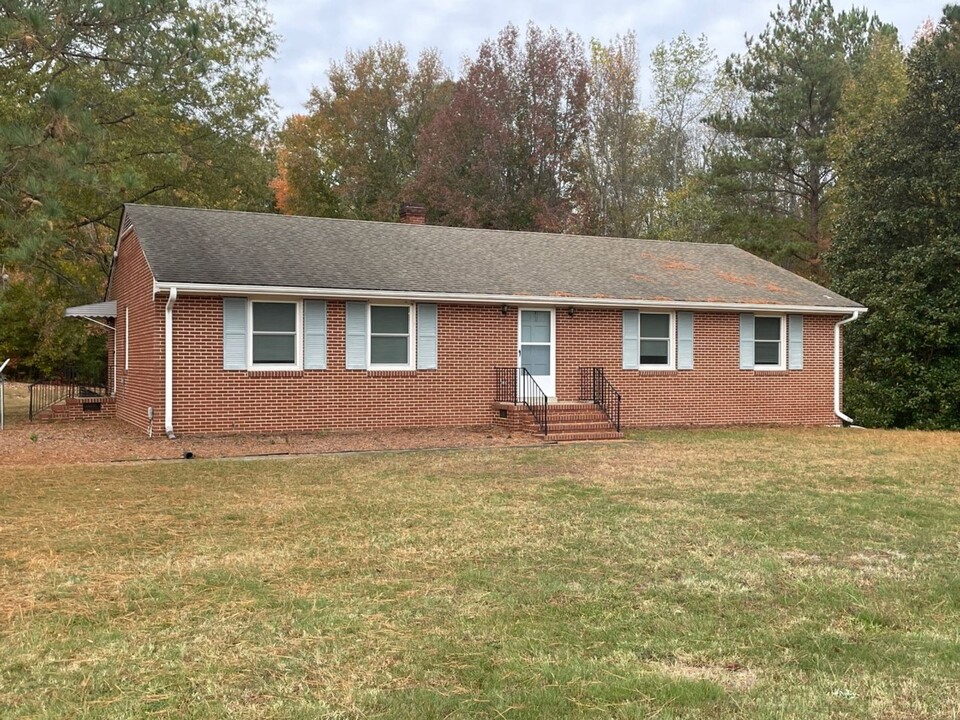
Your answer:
[495,366,548,436]
[579,366,622,432]
[28,366,109,421]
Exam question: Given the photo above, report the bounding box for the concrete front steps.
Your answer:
[494,401,624,442]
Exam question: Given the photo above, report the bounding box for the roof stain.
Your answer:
[630,273,651,282]
[660,258,697,271]
[550,290,575,297]
[716,271,758,287]
[764,282,787,293]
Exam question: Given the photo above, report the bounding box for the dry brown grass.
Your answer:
[1,428,959,718]
[0,381,29,428]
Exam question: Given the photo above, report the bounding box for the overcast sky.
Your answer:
[263,0,945,118]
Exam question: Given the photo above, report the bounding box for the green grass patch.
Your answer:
[2,427,959,717]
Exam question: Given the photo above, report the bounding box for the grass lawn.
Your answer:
[2,428,959,718]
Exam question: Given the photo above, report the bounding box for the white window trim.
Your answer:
[247,298,302,371]
[753,314,786,371]
[124,306,129,371]
[638,311,676,371]
[367,302,416,371]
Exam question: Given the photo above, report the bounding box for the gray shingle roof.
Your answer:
[122,204,863,310]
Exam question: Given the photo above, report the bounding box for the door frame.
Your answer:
[517,307,556,399]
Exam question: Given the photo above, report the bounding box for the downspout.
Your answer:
[834,310,862,426]
[164,287,178,439]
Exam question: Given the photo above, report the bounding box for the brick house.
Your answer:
[66,203,865,439]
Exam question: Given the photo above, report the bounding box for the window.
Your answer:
[369,304,413,369]
[639,312,673,369]
[754,315,784,369]
[250,301,299,368]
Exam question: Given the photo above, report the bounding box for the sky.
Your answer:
[263,0,946,118]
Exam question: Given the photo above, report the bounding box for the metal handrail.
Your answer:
[495,366,549,436]
[579,367,622,432]
[28,366,108,421]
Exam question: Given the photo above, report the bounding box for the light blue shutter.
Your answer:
[623,310,639,369]
[788,315,804,370]
[677,312,694,370]
[304,300,327,370]
[739,313,755,370]
[223,297,247,370]
[345,301,367,370]
[417,304,438,370]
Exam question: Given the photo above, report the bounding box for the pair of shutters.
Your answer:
[739,313,804,370]
[223,298,328,370]
[622,311,694,370]
[344,302,437,370]
[622,311,805,370]
[223,298,438,371]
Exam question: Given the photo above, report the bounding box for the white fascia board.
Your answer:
[153,281,867,316]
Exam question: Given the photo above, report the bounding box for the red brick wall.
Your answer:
[556,308,840,427]
[170,299,517,434]
[107,231,163,433]
[154,298,843,435]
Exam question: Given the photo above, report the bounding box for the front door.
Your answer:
[518,308,555,398]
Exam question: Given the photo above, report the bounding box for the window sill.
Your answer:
[246,369,304,378]
[367,370,418,377]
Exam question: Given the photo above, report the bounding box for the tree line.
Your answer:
[2,0,958,428]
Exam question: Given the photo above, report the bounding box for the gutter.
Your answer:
[164,287,178,439]
[834,310,863,426]
[153,281,863,317]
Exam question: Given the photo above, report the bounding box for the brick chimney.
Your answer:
[399,203,427,225]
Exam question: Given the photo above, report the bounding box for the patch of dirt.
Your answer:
[653,657,759,692]
[0,417,542,467]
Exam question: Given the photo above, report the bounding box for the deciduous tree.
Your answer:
[410,23,589,231]
[274,43,451,221]
[579,34,665,238]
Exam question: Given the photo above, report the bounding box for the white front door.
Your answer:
[518,308,555,398]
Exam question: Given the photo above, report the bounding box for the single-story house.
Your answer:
[66,203,865,439]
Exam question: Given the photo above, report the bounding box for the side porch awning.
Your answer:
[64,301,117,320]
[65,301,117,330]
